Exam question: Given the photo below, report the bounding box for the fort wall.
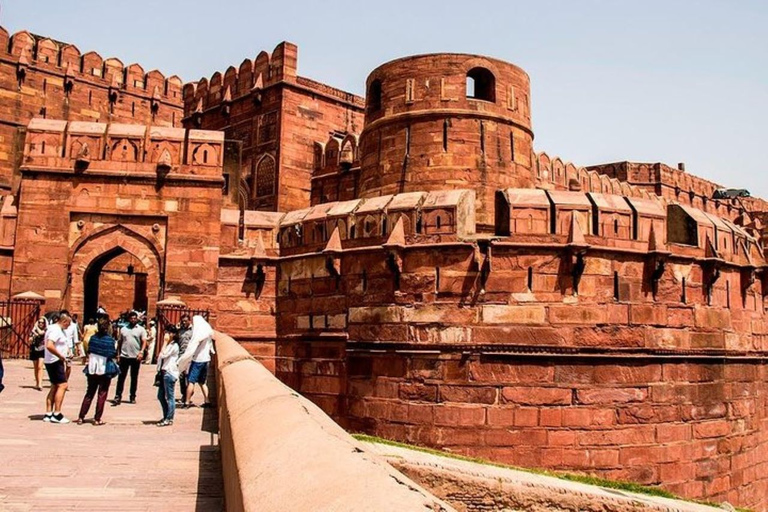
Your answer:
[2,27,768,508]
[0,27,184,192]
[13,120,223,314]
[271,186,768,508]
[182,43,364,212]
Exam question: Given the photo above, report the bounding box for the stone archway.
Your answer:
[69,225,162,319]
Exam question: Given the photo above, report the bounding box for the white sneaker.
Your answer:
[50,414,70,424]
[43,413,52,422]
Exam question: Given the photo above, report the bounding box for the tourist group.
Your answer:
[25,308,215,426]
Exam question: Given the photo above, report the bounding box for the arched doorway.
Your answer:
[83,248,150,321]
[69,225,163,320]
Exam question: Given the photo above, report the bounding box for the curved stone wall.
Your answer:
[359,54,534,231]
[273,188,768,509]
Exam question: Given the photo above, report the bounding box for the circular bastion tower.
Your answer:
[359,53,534,231]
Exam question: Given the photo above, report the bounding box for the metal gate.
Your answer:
[154,304,210,362]
[0,298,43,359]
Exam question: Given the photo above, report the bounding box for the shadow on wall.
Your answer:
[196,362,224,512]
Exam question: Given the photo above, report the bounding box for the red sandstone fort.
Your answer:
[0,27,767,509]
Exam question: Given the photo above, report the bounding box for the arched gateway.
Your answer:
[69,225,163,320]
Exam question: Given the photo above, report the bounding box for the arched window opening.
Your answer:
[436,216,442,229]
[203,149,208,164]
[466,67,496,102]
[613,218,619,235]
[368,79,382,113]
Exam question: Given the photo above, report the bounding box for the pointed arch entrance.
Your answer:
[69,225,163,320]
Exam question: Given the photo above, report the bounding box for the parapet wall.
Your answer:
[21,118,223,179]
[272,183,768,508]
[214,330,453,512]
[0,27,184,191]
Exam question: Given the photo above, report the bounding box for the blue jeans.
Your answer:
[157,372,177,421]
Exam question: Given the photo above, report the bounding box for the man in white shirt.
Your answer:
[184,334,215,408]
[63,312,79,380]
[70,313,85,358]
[44,311,73,424]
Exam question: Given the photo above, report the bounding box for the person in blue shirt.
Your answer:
[77,316,118,425]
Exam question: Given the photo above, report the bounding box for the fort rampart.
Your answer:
[1,25,767,509]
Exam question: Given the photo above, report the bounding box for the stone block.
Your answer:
[481,304,546,324]
[576,387,647,404]
[502,386,572,406]
[548,305,607,324]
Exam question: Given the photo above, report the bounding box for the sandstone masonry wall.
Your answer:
[272,185,768,508]
[0,28,184,192]
[182,43,364,212]
[214,330,454,512]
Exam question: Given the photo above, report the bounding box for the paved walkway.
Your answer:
[0,359,223,511]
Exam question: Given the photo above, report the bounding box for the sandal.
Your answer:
[76,418,84,425]
[94,420,105,426]
[157,420,169,427]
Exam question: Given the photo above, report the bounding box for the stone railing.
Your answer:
[213,331,453,512]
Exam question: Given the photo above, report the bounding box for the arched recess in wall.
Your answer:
[313,142,325,173]
[466,67,496,102]
[238,179,251,210]
[255,154,277,198]
[367,79,382,113]
[68,225,163,319]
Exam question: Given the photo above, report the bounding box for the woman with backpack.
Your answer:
[76,316,119,425]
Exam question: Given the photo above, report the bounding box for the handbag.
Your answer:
[105,358,120,379]
[153,370,163,387]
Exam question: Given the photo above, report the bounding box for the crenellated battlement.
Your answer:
[182,42,298,117]
[2,28,184,104]
[181,41,364,119]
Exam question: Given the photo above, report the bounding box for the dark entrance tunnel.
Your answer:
[83,247,148,320]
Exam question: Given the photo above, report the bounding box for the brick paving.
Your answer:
[0,359,223,511]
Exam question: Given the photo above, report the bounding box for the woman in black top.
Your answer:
[28,317,47,391]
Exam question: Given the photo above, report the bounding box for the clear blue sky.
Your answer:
[4,1,767,197]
